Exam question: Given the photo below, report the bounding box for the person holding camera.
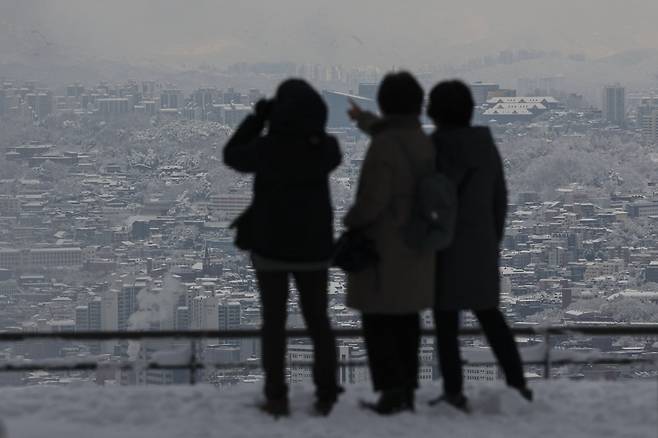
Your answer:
[223,79,342,417]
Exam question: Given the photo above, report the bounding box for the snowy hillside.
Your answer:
[0,381,655,438]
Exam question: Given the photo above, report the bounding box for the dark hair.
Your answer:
[427,80,474,127]
[376,71,424,116]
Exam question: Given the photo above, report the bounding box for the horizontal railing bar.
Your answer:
[1,357,653,374]
[1,325,657,342]
[541,325,658,336]
[1,325,655,377]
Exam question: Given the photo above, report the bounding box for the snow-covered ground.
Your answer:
[0,381,655,438]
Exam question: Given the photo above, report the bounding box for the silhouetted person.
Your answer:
[427,80,532,412]
[224,79,342,417]
[345,72,435,415]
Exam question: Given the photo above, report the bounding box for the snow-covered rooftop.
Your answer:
[0,381,655,438]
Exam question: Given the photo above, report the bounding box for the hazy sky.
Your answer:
[2,0,658,67]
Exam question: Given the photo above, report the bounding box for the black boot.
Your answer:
[259,397,290,418]
[313,386,345,416]
[428,392,471,413]
[405,388,416,412]
[512,385,533,402]
[361,388,413,415]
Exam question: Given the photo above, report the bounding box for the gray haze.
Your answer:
[2,0,658,66]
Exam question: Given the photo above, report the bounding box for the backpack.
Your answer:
[396,138,458,252]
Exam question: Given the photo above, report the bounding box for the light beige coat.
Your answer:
[345,115,435,314]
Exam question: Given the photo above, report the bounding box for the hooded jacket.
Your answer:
[433,126,507,310]
[223,80,342,263]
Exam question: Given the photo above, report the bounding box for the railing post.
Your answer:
[189,340,197,385]
[543,331,551,380]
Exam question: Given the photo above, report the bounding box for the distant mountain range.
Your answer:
[2,41,657,102]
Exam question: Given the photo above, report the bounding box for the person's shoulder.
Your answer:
[369,130,398,151]
[361,133,396,166]
[436,127,495,148]
[469,126,496,146]
[324,133,340,148]
[319,134,341,160]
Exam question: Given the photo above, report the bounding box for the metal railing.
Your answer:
[1,325,657,384]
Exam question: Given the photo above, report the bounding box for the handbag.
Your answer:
[332,228,379,272]
[229,205,254,250]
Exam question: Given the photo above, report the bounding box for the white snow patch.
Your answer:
[0,381,655,438]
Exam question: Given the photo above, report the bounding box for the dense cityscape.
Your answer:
[0,68,657,391]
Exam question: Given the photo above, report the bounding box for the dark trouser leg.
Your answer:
[396,314,420,391]
[293,270,339,400]
[434,310,463,395]
[362,314,397,391]
[362,314,419,392]
[256,270,289,400]
[474,308,526,388]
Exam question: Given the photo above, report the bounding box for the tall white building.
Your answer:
[190,295,219,330]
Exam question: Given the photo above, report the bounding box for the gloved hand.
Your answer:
[254,99,273,121]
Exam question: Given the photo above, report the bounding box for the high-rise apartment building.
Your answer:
[75,306,90,331]
[97,98,130,115]
[193,88,216,109]
[141,81,157,99]
[470,82,500,105]
[160,89,184,109]
[638,97,658,142]
[66,84,85,98]
[25,92,53,119]
[190,295,219,330]
[602,84,626,126]
[88,298,102,331]
[222,88,241,105]
[175,306,190,330]
[117,279,149,330]
[117,286,137,331]
[644,111,658,143]
[218,300,241,330]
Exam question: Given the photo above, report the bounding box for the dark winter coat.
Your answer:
[433,126,507,311]
[223,81,341,262]
[345,116,435,314]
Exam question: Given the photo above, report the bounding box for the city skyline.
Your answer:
[0,2,657,436]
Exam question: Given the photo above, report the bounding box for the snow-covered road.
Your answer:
[0,380,655,438]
